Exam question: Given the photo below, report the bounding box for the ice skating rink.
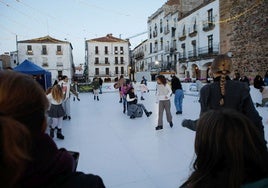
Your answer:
[52,82,268,188]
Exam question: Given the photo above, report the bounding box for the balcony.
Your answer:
[27,50,33,55]
[42,62,49,67]
[170,47,177,54]
[56,51,63,55]
[164,27,170,35]
[202,17,215,32]
[57,62,63,67]
[189,30,197,37]
[198,44,219,57]
[179,35,186,41]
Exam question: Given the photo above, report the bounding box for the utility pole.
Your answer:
[16,35,19,65]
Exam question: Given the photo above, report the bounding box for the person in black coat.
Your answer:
[182,54,266,144]
[171,74,184,114]
[0,71,105,188]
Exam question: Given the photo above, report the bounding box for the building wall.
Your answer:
[18,42,74,81]
[220,0,268,79]
[87,41,129,81]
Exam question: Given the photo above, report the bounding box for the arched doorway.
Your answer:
[192,64,200,79]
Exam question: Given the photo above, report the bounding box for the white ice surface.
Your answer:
[51,83,268,188]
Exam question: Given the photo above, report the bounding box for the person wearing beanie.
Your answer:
[182,54,266,143]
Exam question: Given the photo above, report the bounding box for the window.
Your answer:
[160,38,163,50]
[114,47,118,54]
[208,9,213,24]
[95,57,99,64]
[42,45,47,55]
[42,57,48,67]
[160,19,163,33]
[105,46,108,54]
[95,68,99,75]
[120,57,124,64]
[115,67,118,74]
[27,45,33,55]
[105,57,109,64]
[95,46,99,54]
[182,25,186,36]
[120,47,124,54]
[150,43,152,54]
[181,43,186,58]
[56,45,62,55]
[121,67,124,74]
[115,57,118,64]
[208,35,213,53]
[105,68,109,75]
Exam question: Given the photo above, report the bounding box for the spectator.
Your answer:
[180,109,268,188]
[0,71,105,188]
[256,86,268,107]
[264,70,268,86]
[182,54,266,143]
[253,74,265,89]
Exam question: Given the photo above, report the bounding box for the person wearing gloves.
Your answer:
[181,54,266,144]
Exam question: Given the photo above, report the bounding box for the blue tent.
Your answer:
[14,59,52,90]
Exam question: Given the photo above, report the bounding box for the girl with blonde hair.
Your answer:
[47,84,65,139]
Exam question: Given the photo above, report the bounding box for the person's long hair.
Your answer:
[182,109,268,188]
[157,75,167,85]
[51,84,64,103]
[0,71,49,187]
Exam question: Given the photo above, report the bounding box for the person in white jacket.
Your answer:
[155,75,173,130]
[58,75,71,120]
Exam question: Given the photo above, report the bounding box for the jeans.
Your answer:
[174,89,184,112]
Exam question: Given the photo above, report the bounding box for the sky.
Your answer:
[0,0,166,65]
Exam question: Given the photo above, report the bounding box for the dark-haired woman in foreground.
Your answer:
[180,109,268,188]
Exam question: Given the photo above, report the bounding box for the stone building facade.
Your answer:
[220,0,268,79]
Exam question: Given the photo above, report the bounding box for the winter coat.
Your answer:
[18,133,105,188]
[200,76,265,140]
[92,80,100,90]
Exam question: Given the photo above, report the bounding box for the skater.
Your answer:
[0,71,106,188]
[121,82,132,114]
[155,75,173,130]
[99,77,103,94]
[256,86,268,107]
[139,79,149,100]
[58,75,71,120]
[47,84,65,139]
[117,75,126,103]
[180,109,268,188]
[181,54,266,143]
[70,81,80,101]
[92,77,100,101]
[171,74,184,114]
[126,87,152,119]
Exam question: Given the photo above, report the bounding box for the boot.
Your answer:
[50,128,55,138]
[94,96,96,100]
[63,115,67,120]
[119,98,122,103]
[141,96,145,100]
[56,128,64,140]
[97,96,99,101]
[123,106,126,114]
[155,125,163,130]
[145,111,152,117]
[169,121,173,128]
